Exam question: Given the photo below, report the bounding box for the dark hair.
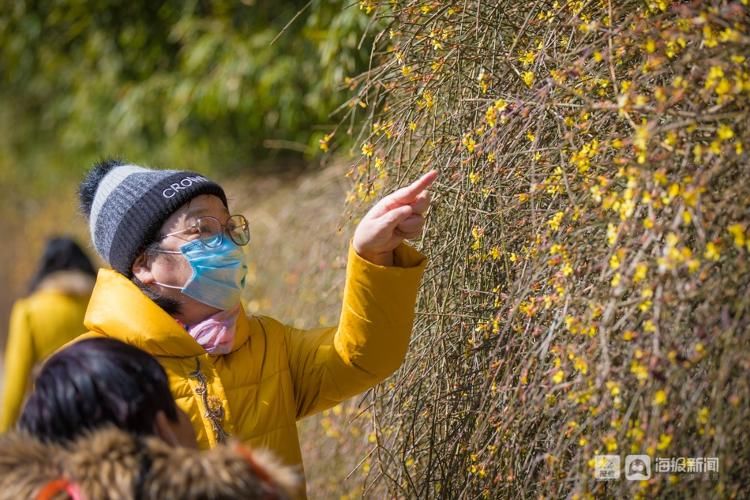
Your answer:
[18,338,178,444]
[27,237,96,293]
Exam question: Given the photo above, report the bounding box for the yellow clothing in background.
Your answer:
[74,242,426,488]
[0,271,93,431]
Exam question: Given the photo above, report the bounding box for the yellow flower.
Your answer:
[462,133,476,153]
[687,259,701,273]
[477,69,489,93]
[603,434,618,452]
[630,360,649,382]
[697,407,710,425]
[703,25,718,48]
[574,356,588,374]
[552,370,565,384]
[361,142,374,157]
[606,223,618,246]
[633,121,650,150]
[319,132,334,152]
[548,211,564,231]
[718,124,735,141]
[609,253,621,270]
[485,107,497,128]
[657,433,672,451]
[682,211,693,225]
[705,66,724,88]
[704,242,721,261]
[653,170,668,186]
[715,78,731,97]
[728,224,746,248]
[611,272,621,287]
[521,71,535,87]
[519,50,537,67]
[653,389,667,406]
[633,262,648,283]
[417,90,434,109]
[606,381,620,396]
[358,0,375,14]
[562,262,573,276]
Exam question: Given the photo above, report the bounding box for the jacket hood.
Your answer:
[0,427,299,499]
[84,269,252,358]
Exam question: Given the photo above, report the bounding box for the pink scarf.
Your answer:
[188,305,241,355]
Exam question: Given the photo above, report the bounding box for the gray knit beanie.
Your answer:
[79,159,228,275]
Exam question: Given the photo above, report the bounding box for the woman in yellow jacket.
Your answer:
[0,237,96,432]
[73,160,435,490]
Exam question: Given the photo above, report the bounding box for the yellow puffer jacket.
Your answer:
[75,243,426,477]
[0,271,94,432]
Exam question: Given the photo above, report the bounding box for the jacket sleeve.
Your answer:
[285,242,427,419]
[0,301,35,432]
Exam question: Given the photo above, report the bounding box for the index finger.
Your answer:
[390,170,438,203]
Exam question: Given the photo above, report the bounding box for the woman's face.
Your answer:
[132,194,231,325]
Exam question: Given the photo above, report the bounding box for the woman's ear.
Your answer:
[154,410,180,446]
[132,252,155,284]
[154,409,198,449]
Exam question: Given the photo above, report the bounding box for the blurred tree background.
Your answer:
[0,0,370,177]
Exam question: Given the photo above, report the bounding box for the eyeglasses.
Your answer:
[157,214,250,250]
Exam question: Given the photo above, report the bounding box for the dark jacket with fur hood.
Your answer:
[0,427,299,499]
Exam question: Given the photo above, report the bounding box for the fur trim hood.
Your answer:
[35,270,95,297]
[0,428,299,499]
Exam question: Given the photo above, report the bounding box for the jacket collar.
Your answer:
[84,269,251,358]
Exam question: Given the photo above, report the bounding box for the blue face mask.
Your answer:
[156,236,248,310]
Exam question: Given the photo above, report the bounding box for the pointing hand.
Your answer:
[352,170,438,266]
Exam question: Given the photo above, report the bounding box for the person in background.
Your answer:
[0,236,96,432]
[0,338,298,499]
[72,159,434,491]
